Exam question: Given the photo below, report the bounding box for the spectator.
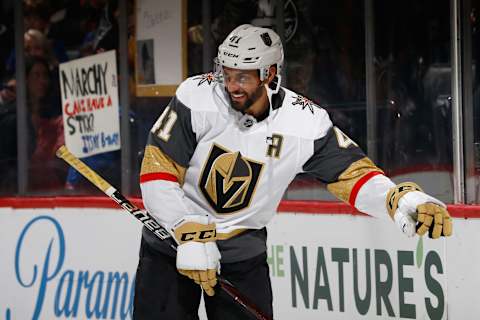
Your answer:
[81,0,119,55]
[25,57,66,191]
[5,0,69,74]
[0,76,35,194]
[24,29,59,68]
[24,1,68,62]
[24,1,51,33]
[0,93,22,193]
[6,28,61,73]
[0,78,16,106]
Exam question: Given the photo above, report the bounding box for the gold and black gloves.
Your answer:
[172,216,220,296]
[386,182,453,239]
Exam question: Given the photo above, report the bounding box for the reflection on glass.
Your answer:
[0,3,16,195]
[16,1,124,195]
[0,0,457,203]
[27,57,66,192]
[468,0,480,202]
[285,0,366,200]
[375,0,453,203]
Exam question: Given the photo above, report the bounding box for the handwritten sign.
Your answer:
[59,51,121,157]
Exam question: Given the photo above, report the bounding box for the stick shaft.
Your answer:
[56,146,171,240]
[56,145,272,320]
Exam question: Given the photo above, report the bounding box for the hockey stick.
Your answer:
[56,145,272,320]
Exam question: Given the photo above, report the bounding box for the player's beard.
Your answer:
[228,84,264,113]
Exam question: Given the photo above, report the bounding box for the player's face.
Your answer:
[223,67,263,112]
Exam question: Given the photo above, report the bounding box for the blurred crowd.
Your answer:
[0,0,455,198]
[0,0,124,194]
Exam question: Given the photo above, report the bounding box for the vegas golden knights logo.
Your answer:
[199,144,264,214]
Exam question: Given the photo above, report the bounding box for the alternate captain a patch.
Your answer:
[199,144,264,214]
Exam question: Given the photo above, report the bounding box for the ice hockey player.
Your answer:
[134,24,452,319]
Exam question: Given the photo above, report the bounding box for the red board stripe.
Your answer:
[0,197,478,218]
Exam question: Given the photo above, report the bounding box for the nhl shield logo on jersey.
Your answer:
[199,144,264,214]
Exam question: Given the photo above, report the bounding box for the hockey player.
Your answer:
[134,24,452,319]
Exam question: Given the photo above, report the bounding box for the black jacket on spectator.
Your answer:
[0,101,35,194]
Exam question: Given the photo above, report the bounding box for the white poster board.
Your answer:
[59,51,121,157]
[135,0,186,96]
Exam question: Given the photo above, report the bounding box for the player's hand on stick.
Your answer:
[172,215,220,296]
[386,182,453,239]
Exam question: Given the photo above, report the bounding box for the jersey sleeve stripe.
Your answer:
[140,172,178,184]
[348,171,383,206]
[326,157,383,203]
[140,145,186,185]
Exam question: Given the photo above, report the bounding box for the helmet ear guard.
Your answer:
[268,74,281,94]
[213,57,224,84]
[261,64,281,94]
[260,66,269,82]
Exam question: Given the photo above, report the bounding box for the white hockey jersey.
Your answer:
[140,73,395,261]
